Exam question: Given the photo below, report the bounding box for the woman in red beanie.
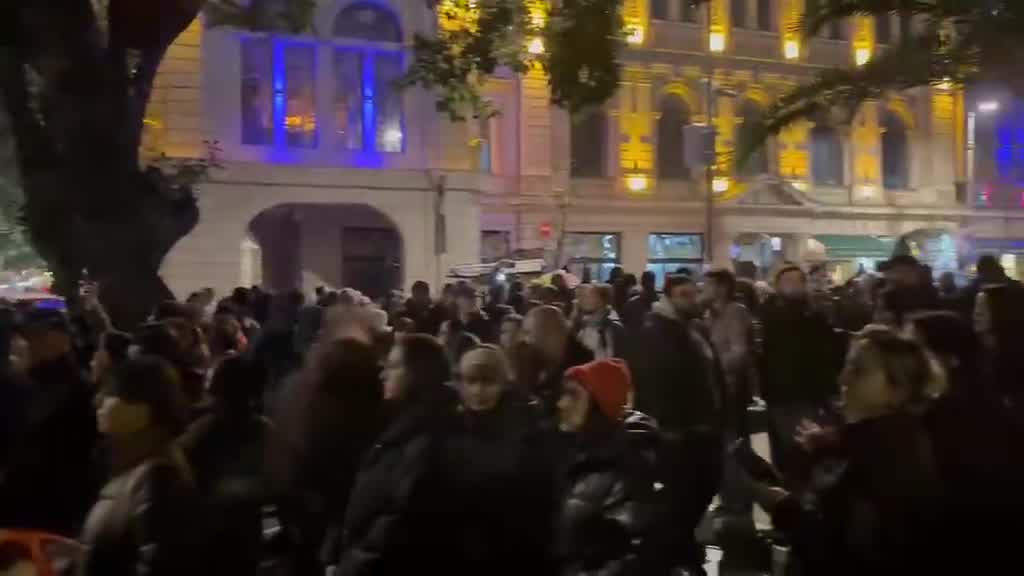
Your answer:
[555,358,656,576]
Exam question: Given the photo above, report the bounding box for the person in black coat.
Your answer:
[738,328,944,576]
[556,359,653,576]
[759,265,842,485]
[270,337,383,576]
[451,283,496,343]
[80,355,202,576]
[335,334,459,576]
[2,311,98,537]
[448,345,551,575]
[178,354,276,575]
[631,274,722,574]
[399,281,448,337]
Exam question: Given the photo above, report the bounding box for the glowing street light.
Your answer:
[709,31,725,53]
[855,47,871,66]
[626,173,649,193]
[978,100,1000,114]
[784,40,800,60]
[527,36,545,55]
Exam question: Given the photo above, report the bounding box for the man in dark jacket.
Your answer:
[573,283,626,360]
[400,280,448,336]
[2,311,98,536]
[633,274,722,574]
[760,265,843,485]
[451,283,496,343]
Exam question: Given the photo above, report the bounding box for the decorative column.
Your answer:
[712,85,736,190]
[929,86,958,189]
[618,68,655,193]
[851,101,882,202]
[708,0,730,52]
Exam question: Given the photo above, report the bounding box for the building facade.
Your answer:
[155,0,1024,299]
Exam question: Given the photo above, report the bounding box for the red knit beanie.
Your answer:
[564,359,632,421]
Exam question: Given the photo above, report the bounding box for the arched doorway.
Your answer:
[248,203,403,300]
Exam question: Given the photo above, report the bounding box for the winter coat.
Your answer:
[632,300,722,432]
[574,309,626,360]
[452,311,496,344]
[335,395,458,576]
[2,356,98,536]
[178,410,276,575]
[759,296,842,406]
[556,414,656,576]
[79,454,202,576]
[447,396,549,575]
[772,413,943,575]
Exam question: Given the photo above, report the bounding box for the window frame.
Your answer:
[646,232,705,290]
[563,232,621,282]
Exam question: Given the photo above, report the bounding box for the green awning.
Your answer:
[813,235,896,260]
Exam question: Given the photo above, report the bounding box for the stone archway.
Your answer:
[248,203,404,300]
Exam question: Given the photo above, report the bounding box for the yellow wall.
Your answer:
[143,18,203,161]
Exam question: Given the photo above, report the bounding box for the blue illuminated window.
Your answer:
[334,2,405,153]
[239,2,404,155]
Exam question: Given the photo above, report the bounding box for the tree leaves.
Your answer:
[404,0,624,120]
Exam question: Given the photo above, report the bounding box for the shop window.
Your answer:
[571,109,607,178]
[481,231,511,262]
[647,233,703,289]
[657,94,691,180]
[564,233,620,281]
[882,110,908,190]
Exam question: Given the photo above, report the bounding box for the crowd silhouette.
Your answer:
[1,253,1023,575]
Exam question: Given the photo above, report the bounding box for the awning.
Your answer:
[813,235,897,260]
[971,238,1024,255]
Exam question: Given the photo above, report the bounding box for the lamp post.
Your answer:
[705,18,725,266]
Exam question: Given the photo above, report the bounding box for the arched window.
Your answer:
[571,109,607,178]
[334,2,405,152]
[657,94,691,180]
[882,110,909,189]
[736,99,769,178]
[756,0,773,31]
[811,116,843,186]
[333,2,402,42]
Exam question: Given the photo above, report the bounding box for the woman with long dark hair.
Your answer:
[79,355,200,576]
[334,334,458,575]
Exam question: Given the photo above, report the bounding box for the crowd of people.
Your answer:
[0,252,1023,575]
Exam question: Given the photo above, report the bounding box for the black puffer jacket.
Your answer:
[447,395,549,575]
[79,454,203,576]
[556,413,656,576]
[336,392,458,576]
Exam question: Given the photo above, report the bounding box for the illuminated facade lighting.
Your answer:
[626,25,645,46]
[978,100,1000,114]
[527,37,545,55]
[626,173,649,193]
[712,177,730,193]
[784,40,800,60]
[937,78,953,90]
[709,31,726,53]
[855,47,871,66]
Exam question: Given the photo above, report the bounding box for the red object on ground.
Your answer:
[0,530,83,576]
